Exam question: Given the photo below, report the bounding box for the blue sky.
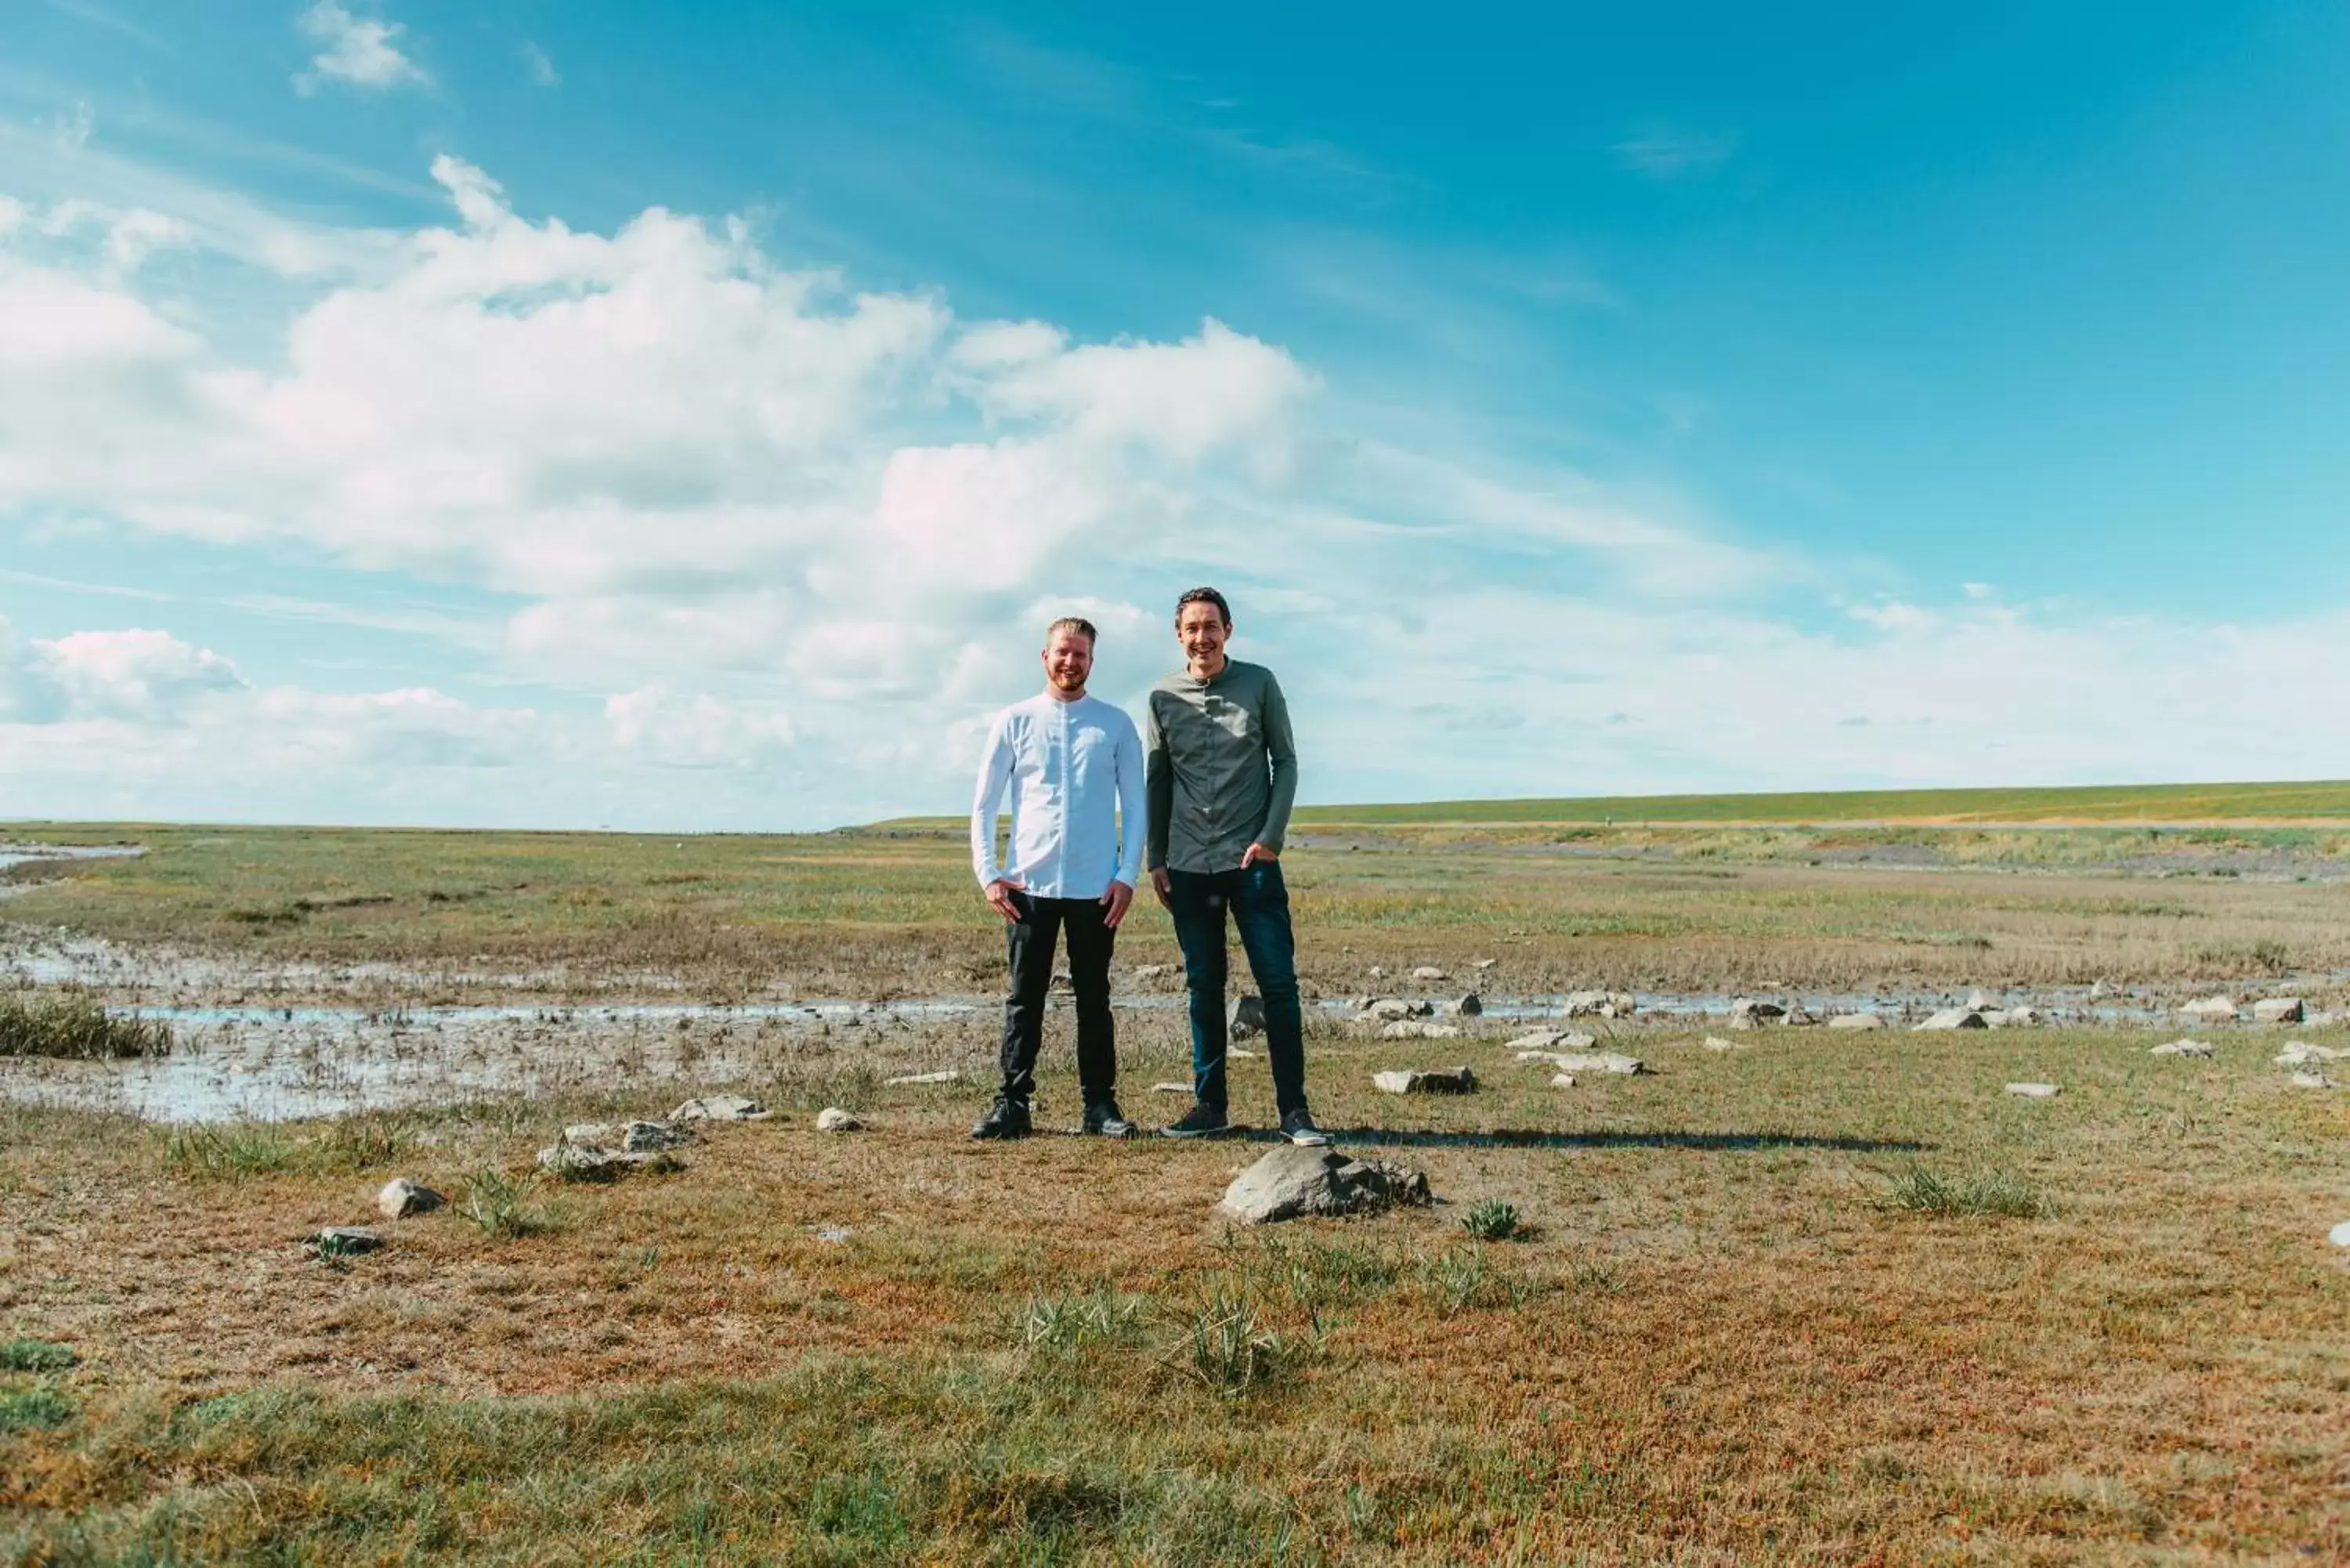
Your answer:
[1,0,2345,828]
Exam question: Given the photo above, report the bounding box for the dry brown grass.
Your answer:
[4,1008,2347,1561]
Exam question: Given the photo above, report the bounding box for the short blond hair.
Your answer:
[1044,616,1098,645]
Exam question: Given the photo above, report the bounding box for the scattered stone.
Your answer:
[1227,994,1267,1040]
[1915,1008,1989,1031]
[2252,998,2306,1024]
[375,1178,443,1220]
[1542,1050,1645,1075]
[2088,979,2114,1001]
[815,1107,863,1133]
[1366,965,1386,979]
[1372,1067,1477,1095]
[2289,1071,2339,1089]
[1827,1013,1887,1031]
[1150,1082,1191,1095]
[2180,995,2240,1022]
[306,1226,383,1256]
[1450,992,1483,1017]
[2005,1082,2060,1099]
[1411,965,1449,982]
[1730,998,1787,1024]
[1966,989,1998,1011]
[1503,1030,1596,1052]
[1050,969,1074,991]
[1701,1035,1741,1052]
[884,1069,960,1086]
[1563,990,1636,1018]
[1365,998,1426,1021]
[2276,1041,2350,1065]
[1549,1072,1580,1089]
[1379,1021,1462,1040]
[563,1120,689,1154]
[1228,1046,1261,1059]
[1474,958,1498,971]
[1217,1146,1432,1225]
[1130,963,1177,982]
[2150,1039,2214,1058]
[2330,1220,2350,1248]
[671,1094,771,1122]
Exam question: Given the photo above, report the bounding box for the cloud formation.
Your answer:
[294,2,429,96]
[2,156,2340,828]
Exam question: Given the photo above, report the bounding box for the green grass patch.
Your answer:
[0,1339,77,1373]
[0,1381,74,1436]
[1881,1164,2055,1219]
[0,989,171,1060]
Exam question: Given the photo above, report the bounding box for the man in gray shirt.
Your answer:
[1144,586,1329,1146]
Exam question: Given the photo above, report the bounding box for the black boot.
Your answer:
[971,1095,1032,1140]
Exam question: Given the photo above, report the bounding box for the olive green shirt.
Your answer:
[1143,659,1298,873]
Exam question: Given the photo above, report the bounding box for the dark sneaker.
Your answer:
[1160,1102,1231,1139]
[970,1097,1032,1140]
[1279,1109,1332,1147]
[1081,1100,1135,1138]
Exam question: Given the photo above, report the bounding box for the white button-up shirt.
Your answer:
[970,691,1147,898]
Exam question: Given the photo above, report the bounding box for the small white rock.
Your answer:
[815,1107,863,1133]
[376,1177,443,1220]
[1150,1081,1191,1094]
[1915,1008,1988,1031]
[1411,965,1449,982]
[1372,1067,1477,1094]
[2329,1220,2350,1248]
[883,1069,960,1086]
[1549,1072,1578,1089]
[1826,1013,1886,1031]
[2180,995,2240,1022]
[2150,1039,2214,1058]
[2290,1071,2339,1089]
[1701,1035,1740,1052]
[2005,1082,2060,1099]
[1379,1021,1462,1040]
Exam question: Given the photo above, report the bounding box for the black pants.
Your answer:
[999,893,1117,1105]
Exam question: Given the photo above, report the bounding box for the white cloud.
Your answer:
[8,153,2334,828]
[295,2,429,96]
[1612,123,1739,179]
[520,42,559,89]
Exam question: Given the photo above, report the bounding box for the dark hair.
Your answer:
[1174,586,1231,628]
[1044,616,1097,645]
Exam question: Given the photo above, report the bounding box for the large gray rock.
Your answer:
[1227,994,1267,1039]
[1542,1050,1645,1075]
[1730,998,1787,1025]
[671,1094,771,1122]
[1826,1013,1886,1031]
[1365,998,1428,1021]
[1217,1146,1431,1225]
[2251,998,2306,1024]
[1915,1008,1988,1031]
[540,1119,689,1178]
[376,1177,444,1220]
[1449,992,1483,1017]
[1411,966,1449,982]
[815,1107,863,1133]
[1371,1067,1477,1094]
[2289,1071,2340,1089]
[2276,1041,2349,1065]
[2180,995,2240,1022]
[2150,1039,2214,1057]
[1504,1030,1596,1052]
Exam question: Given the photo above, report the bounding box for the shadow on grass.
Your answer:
[1300,1127,1932,1154]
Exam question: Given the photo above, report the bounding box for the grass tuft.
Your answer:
[162,1124,296,1180]
[0,1338,78,1372]
[1175,1289,1302,1398]
[457,1166,557,1238]
[1017,1286,1148,1352]
[1882,1163,2055,1219]
[0,1381,74,1435]
[0,988,171,1059]
[1462,1198,1521,1241]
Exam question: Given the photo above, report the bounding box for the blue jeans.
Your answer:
[1165,861,1308,1118]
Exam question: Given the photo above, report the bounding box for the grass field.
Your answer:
[2,801,2348,1560]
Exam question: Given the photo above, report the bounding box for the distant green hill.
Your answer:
[877,779,2350,832]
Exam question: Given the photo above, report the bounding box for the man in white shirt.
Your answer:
[968,616,1148,1139]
